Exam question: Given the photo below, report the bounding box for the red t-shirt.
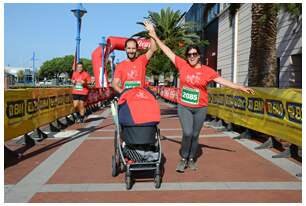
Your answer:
[71,71,91,95]
[175,56,219,108]
[114,54,148,90]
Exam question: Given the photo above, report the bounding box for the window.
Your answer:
[290,54,302,88]
[206,4,220,25]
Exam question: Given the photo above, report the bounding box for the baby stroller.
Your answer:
[111,87,162,190]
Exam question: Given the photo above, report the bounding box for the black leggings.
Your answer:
[177,104,208,159]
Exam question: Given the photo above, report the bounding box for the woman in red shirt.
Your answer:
[144,21,255,172]
[71,62,91,123]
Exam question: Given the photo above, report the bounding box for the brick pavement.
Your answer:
[4,101,302,203]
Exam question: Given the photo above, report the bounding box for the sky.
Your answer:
[4,3,192,70]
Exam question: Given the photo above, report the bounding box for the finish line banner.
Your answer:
[5,88,74,141]
[208,87,302,146]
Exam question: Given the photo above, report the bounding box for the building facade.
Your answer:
[202,4,220,70]
[185,3,302,88]
[4,66,33,84]
[185,4,220,70]
[276,11,302,88]
[184,4,205,64]
[217,3,252,85]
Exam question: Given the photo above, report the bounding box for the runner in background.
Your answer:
[144,20,255,172]
[112,36,157,93]
[71,61,91,123]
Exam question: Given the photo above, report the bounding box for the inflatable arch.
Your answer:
[91,36,151,88]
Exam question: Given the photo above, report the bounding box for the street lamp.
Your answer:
[110,51,115,80]
[71,3,87,63]
[100,36,107,88]
[31,51,38,86]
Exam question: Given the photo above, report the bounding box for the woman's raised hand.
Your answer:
[144,20,157,39]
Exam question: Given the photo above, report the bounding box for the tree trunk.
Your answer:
[248,3,278,87]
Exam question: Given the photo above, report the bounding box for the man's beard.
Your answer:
[127,52,137,60]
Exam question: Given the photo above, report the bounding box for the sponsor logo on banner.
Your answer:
[225,95,234,108]
[26,99,39,115]
[286,102,302,124]
[247,98,264,114]
[6,100,25,119]
[265,99,285,119]
[233,96,246,111]
[57,95,65,105]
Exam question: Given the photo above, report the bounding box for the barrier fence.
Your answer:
[4,87,114,142]
[154,86,302,147]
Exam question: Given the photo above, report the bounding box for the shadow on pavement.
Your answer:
[84,116,106,123]
[5,125,98,169]
[161,136,236,161]
[161,108,177,115]
[161,115,179,119]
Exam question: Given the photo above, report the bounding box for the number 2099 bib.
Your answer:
[75,83,83,90]
[124,81,141,89]
[181,87,200,105]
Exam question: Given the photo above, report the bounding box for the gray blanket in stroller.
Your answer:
[122,145,159,162]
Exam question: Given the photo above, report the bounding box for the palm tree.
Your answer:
[248,3,301,87]
[248,4,278,87]
[133,7,208,85]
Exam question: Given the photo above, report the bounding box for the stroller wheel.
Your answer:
[120,161,125,172]
[154,175,161,189]
[114,131,118,148]
[112,155,118,177]
[125,175,132,190]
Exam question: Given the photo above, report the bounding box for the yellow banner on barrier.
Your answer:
[4,88,74,141]
[207,87,302,146]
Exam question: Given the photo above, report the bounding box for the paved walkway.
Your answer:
[4,100,302,203]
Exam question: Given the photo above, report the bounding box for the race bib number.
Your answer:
[181,87,200,105]
[75,83,83,90]
[124,81,141,89]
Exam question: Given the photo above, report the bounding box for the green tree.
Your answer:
[133,7,208,84]
[81,58,93,76]
[16,70,24,82]
[38,55,93,80]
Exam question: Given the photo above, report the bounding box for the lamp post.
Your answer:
[71,3,87,63]
[100,36,107,88]
[31,51,38,86]
[110,51,115,80]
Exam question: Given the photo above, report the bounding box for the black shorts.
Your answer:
[72,94,87,101]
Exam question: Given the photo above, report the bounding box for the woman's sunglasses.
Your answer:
[187,52,199,58]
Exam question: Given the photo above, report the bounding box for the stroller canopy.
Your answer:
[118,88,160,126]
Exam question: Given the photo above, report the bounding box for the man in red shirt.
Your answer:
[112,37,157,93]
[71,62,91,123]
